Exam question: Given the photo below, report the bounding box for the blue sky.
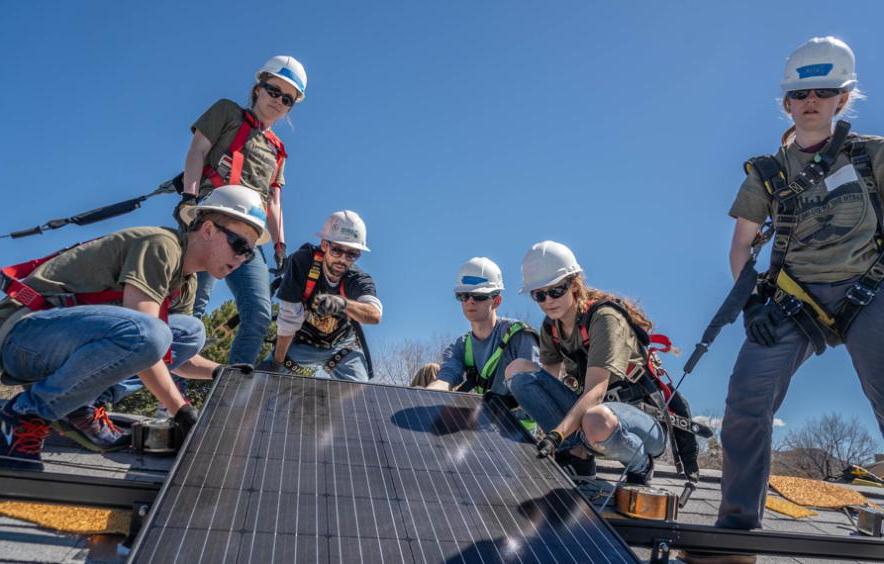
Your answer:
[2,2,884,444]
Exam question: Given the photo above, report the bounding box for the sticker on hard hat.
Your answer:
[248,206,267,222]
[461,275,489,285]
[340,227,359,239]
[796,63,833,79]
[276,67,305,91]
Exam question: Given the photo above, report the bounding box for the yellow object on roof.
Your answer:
[0,500,130,535]
[769,475,868,508]
[765,495,818,519]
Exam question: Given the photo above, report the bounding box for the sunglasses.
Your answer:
[328,245,361,261]
[455,292,499,302]
[785,88,843,100]
[530,281,571,303]
[214,223,256,260]
[259,82,296,107]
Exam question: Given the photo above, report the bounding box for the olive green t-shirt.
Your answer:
[730,135,884,283]
[539,306,646,384]
[193,98,287,203]
[0,227,197,330]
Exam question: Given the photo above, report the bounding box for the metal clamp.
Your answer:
[846,283,877,307]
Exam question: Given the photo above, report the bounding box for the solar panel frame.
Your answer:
[128,369,638,563]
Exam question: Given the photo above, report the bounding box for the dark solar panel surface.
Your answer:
[129,370,637,563]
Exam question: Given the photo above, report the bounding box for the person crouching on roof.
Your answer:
[507,241,673,485]
[0,185,267,467]
[174,55,307,365]
[267,210,381,381]
[417,257,539,401]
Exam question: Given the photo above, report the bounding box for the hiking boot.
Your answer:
[53,404,130,452]
[555,450,597,483]
[0,400,50,470]
[678,549,756,563]
[625,455,654,486]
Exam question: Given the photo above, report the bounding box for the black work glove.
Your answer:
[743,294,780,347]
[173,404,199,437]
[256,359,288,373]
[537,430,564,459]
[315,293,347,317]
[212,363,254,380]
[273,242,287,273]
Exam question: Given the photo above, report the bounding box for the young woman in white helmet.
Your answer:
[175,55,307,365]
[692,36,884,559]
[506,241,676,485]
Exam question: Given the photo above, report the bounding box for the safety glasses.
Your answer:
[259,82,296,107]
[785,88,843,100]
[214,223,256,260]
[530,281,571,303]
[455,292,498,303]
[328,245,361,261]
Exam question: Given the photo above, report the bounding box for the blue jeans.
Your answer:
[93,314,206,405]
[274,335,369,382]
[193,247,271,364]
[508,369,665,472]
[1,306,180,420]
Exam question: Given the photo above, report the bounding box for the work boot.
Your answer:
[0,400,50,470]
[625,455,655,486]
[53,404,130,453]
[555,450,597,483]
[678,550,756,563]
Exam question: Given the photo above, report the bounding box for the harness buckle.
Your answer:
[776,293,804,317]
[846,283,877,307]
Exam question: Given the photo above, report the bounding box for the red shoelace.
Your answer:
[12,418,51,455]
[92,405,122,434]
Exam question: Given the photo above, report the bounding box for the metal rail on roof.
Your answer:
[0,467,162,509]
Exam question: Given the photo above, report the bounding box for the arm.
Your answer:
[182,130,213,197]
[730,217,762,280]
[541,361,563,379]
[345,299,381,325]
[172,353,218,380]
[552,366,609,439]
[426,379,452,391]
[274,335,294,364]
[122,284,188,415]
[273,299,304,363]
[266,186,284,246]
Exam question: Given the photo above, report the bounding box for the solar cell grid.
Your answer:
[129,369,638,563]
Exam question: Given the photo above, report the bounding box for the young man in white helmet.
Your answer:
[269,210,381,382]
[680,37,884,563]
[0,185,265,466]
[174,55,307,366]
[418,257,540,402]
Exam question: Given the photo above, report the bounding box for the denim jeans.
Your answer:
[93,314,206,406]
[718,278,884,530]
[273,335,369,382]
[193,246,271,364]
[1,306,179,420]
[508,369,665,472]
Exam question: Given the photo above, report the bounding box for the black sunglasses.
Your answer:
[328,245,361,261]
[259,82,296,107]
[530,281,571,303]
[455,292,498,302]
[786,88,843,100]
[214,223,256,260]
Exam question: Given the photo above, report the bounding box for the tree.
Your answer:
[372,336,450,387]
[774,412,878,479]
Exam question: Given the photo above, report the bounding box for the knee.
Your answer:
[505,359,538,382]
[125,314,173,364]
[170,314,206,351]
[411,363,440,387]
[582,405,618,444]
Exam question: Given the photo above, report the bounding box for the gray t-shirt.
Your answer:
[437,318,540,396]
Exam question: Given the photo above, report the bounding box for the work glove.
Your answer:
[173,192,198,228]
[212,363,254,380]
[273,242,287,273]
[743,294,780,347]
[315,293,347,317]
[173,404,199,437]
[537,430,564,459]
[256,359,288,373]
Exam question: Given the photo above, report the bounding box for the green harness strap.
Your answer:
[464,321,525,394]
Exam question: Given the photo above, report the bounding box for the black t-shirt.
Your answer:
[277,243,377,347]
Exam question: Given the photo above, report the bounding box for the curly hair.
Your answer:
[568,273,653,332]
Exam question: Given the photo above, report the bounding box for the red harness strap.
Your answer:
[202,110,288,189]
[0,249,176,364]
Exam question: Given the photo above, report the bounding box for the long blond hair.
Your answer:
[569,273,652,332]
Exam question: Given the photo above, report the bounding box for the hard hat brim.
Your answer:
[315,233,370,252]
[181,205,271,245]
[519,269,581,294]
[781,78,856,92]
[453,285,503,295]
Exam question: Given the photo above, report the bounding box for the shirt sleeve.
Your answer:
[356,294,383,316]
[585,308,635,379]
[729,171,773,224]
[345,270,378,300]
[538,323,563,366]
[191,99,240,144]
[436,338,467,387]
[276,299,305,336]
[168,276,197,315]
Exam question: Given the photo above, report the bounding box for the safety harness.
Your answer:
[543,300,709,479]
[202,110,287,190]
[0,243,177,364]
[462,321,532,395]
[744,120,884,350]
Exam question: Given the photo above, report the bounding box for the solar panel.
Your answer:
[129,369,638,563]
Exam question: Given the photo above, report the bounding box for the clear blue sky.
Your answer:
[2,2,883,444]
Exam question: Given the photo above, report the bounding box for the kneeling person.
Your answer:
[272,211,380,381]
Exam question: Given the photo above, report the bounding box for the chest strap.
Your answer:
[463,321,526,395]
[202,110,288,189]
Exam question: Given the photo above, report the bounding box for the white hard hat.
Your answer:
[316,210,370,251]
[257,55,307,103]
[781,37,857,92]
[520,240,582,293]
[180,185,270,245]
[454,257,504,295]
